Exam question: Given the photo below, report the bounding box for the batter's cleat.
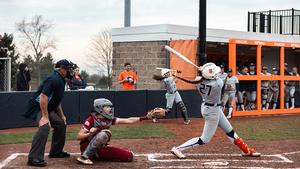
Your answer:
[184,120,190,125]
[77,156,93,165]
[290,106,295,109]
[171,147,186,159]
[242,148,261,157]
[226,115,231,119]
[153,118,159,123]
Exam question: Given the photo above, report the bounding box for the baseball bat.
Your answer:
[156,67,176,71]
[164,45,199,69]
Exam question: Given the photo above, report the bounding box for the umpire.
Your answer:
[22,59,74,167]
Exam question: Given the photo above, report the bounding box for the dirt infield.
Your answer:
[1,114,300,168]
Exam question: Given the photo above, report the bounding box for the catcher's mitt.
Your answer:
[147,108,166,119]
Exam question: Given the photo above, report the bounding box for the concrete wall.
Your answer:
[112,41,168,90]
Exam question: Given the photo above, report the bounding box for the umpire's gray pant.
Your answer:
[28,111,66,160]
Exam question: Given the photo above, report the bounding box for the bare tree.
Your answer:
[85,28,113,87]
[15,14,58,86]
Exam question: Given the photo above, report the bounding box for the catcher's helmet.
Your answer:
[93,98,114,119]
[161,69,170,77]
[201,62,221,80]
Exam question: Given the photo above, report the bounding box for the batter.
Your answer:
[170,63,261,159]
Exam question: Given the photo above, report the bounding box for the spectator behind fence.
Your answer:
[118,62,137,90]
[0,36,8,87]
[68,64,87,90]
[17,63,31,91]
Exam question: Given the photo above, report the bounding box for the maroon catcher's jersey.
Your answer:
[80,113,118,145]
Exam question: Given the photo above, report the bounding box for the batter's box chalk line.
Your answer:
[1,151,300,169]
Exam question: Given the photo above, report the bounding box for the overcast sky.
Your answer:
[0,0,299,75]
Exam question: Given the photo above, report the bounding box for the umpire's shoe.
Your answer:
[49,150,70,158]
[27,157,47,167]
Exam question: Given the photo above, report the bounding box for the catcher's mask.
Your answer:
[93,98,114,120]
[55,59,75,79]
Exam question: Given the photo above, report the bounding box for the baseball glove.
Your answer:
[147,108,166,119]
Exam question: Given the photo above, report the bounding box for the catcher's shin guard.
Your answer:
[82,129,111,158]
[177,101,189,122]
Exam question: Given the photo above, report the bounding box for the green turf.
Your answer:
[0,125,175,145]
[231,117,300,140]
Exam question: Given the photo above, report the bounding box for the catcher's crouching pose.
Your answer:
[76,98,165,165]
[170,63,260,159]
[153,69,190,124]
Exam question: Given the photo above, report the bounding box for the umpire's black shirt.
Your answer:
[32,71,66,112]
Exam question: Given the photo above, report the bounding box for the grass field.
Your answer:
[0,125,175,145]
[232,116,300,140]
[0,116,299,145]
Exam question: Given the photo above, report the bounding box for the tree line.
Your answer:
[0,14,112,91]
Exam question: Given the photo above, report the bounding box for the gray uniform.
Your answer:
[164,77,189,122]
[285,73,299,101]
[267,80,279,103]
[221,76,239,108]
[219,72,228,83]
[176,76,237,151]
[261,72,271,100]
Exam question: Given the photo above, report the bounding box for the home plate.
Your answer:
[203,161,229,166]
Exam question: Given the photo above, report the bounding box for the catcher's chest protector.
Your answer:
[91,113,112,128]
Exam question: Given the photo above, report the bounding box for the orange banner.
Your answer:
[169,40,198,89]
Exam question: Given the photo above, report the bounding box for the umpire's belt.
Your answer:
[204,103,221,107]
[168,90,177,94]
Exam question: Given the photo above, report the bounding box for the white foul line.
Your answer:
[1,152,299,169]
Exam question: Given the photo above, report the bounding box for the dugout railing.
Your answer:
[229,39,300,117]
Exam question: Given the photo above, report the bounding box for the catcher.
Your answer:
[76,98,165,165]
[152,69,190,124]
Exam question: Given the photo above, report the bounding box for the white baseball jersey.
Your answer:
[261,72,271,89]
[219,72,228,83]
[224,76,239,93]
[164,77,177,93]
[195,76,223,104]
[288,73,299,86]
